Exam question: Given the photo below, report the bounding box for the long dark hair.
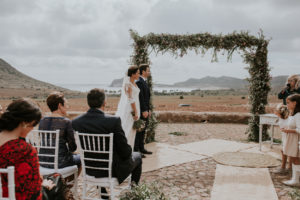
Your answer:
[287,94,300,116]
[127,65,139,77]
[0,99,42,131]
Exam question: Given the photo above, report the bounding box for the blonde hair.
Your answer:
[275,104,289,119]
[296,79,300,89]
[287,74,300,89]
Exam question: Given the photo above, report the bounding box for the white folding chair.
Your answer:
[27,130,78,198]
[0,166,15,200]
[76,132,128,200]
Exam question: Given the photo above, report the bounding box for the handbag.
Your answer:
[42,173,69,200]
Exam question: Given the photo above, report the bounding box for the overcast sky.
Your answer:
[0,0,299,85]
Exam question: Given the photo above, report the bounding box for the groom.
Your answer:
[134,64,153,156]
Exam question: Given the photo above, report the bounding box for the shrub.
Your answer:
[289,189,300,200]
[168,132,186,136]
[179,95,184,99]
[119,182,168,200]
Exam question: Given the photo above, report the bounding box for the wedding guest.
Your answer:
[278,74,300,105]
[72,89,142,199]
[39,92,81,171]
[274,104,290,174]
[281,94,300,186]
[0,99,42,199]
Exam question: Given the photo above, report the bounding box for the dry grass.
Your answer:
[0,95,282,114]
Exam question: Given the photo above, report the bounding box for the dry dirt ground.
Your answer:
[0,95,282,114]
[1,95,293,199]
[140,123,296,200]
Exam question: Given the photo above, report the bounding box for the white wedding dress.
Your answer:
[116,76,140,148]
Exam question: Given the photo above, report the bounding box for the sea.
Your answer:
[56,83,215,93]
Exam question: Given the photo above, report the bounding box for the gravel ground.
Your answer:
[155,122,283,145]
[141,158,216,200]
[74,123,294,199]
[145,123,294,200]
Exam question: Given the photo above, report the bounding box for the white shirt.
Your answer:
[140,76,147,82]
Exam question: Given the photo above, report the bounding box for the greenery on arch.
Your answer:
[130,29,271,142]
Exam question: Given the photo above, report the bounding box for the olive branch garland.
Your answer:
[130,29,271,142]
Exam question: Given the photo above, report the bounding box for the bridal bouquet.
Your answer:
[133,119,146,132]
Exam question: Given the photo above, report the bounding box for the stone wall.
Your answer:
[64,111,251,124]
[155,111,250,124]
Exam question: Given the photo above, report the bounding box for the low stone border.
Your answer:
[63,111,251,124]
[156,111,251,124]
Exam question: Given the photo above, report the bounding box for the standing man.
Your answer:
[134,64,153,157]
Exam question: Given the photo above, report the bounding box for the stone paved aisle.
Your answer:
[211,164,278,200]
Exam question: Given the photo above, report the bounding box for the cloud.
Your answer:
[0,0,299,85]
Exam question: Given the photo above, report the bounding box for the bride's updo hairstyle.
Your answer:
[127,65,139,77]
[0,99,42,131]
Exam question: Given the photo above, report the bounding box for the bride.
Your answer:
[116,65,140,148]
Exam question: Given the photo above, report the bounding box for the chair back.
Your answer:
[27,130,60,170]
[75,132,113,179]
[0,166,15,200]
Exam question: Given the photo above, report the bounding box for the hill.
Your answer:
[0,58,81,99]
[109,75,288,91]
[173,76,247,89]
[109,78,123,87]
[109,77,171,88]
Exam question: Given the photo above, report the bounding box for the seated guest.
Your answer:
[72,89,142,187]
[39,92,81,171]
[0,99,42,199]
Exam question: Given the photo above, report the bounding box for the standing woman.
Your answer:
[116,66,140,148]
[281,94,300,186]
[0,99,42,199]
[278,74,300,105]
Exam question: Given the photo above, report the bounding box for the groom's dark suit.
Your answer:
[134,76,151,152]
[72,108,142,184]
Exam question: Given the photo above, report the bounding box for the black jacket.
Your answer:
[72,108,132,183]
[278,88,300,105]
[136,77,151,114]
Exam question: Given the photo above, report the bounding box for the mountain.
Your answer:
[109,78,123,87]
[173,76,248,89]
[109,77,172,87]
[270,75,288,91]
[0,58,68,90]
[172,75,288,90]
[109,75,288,91]
[0,58,78,99]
